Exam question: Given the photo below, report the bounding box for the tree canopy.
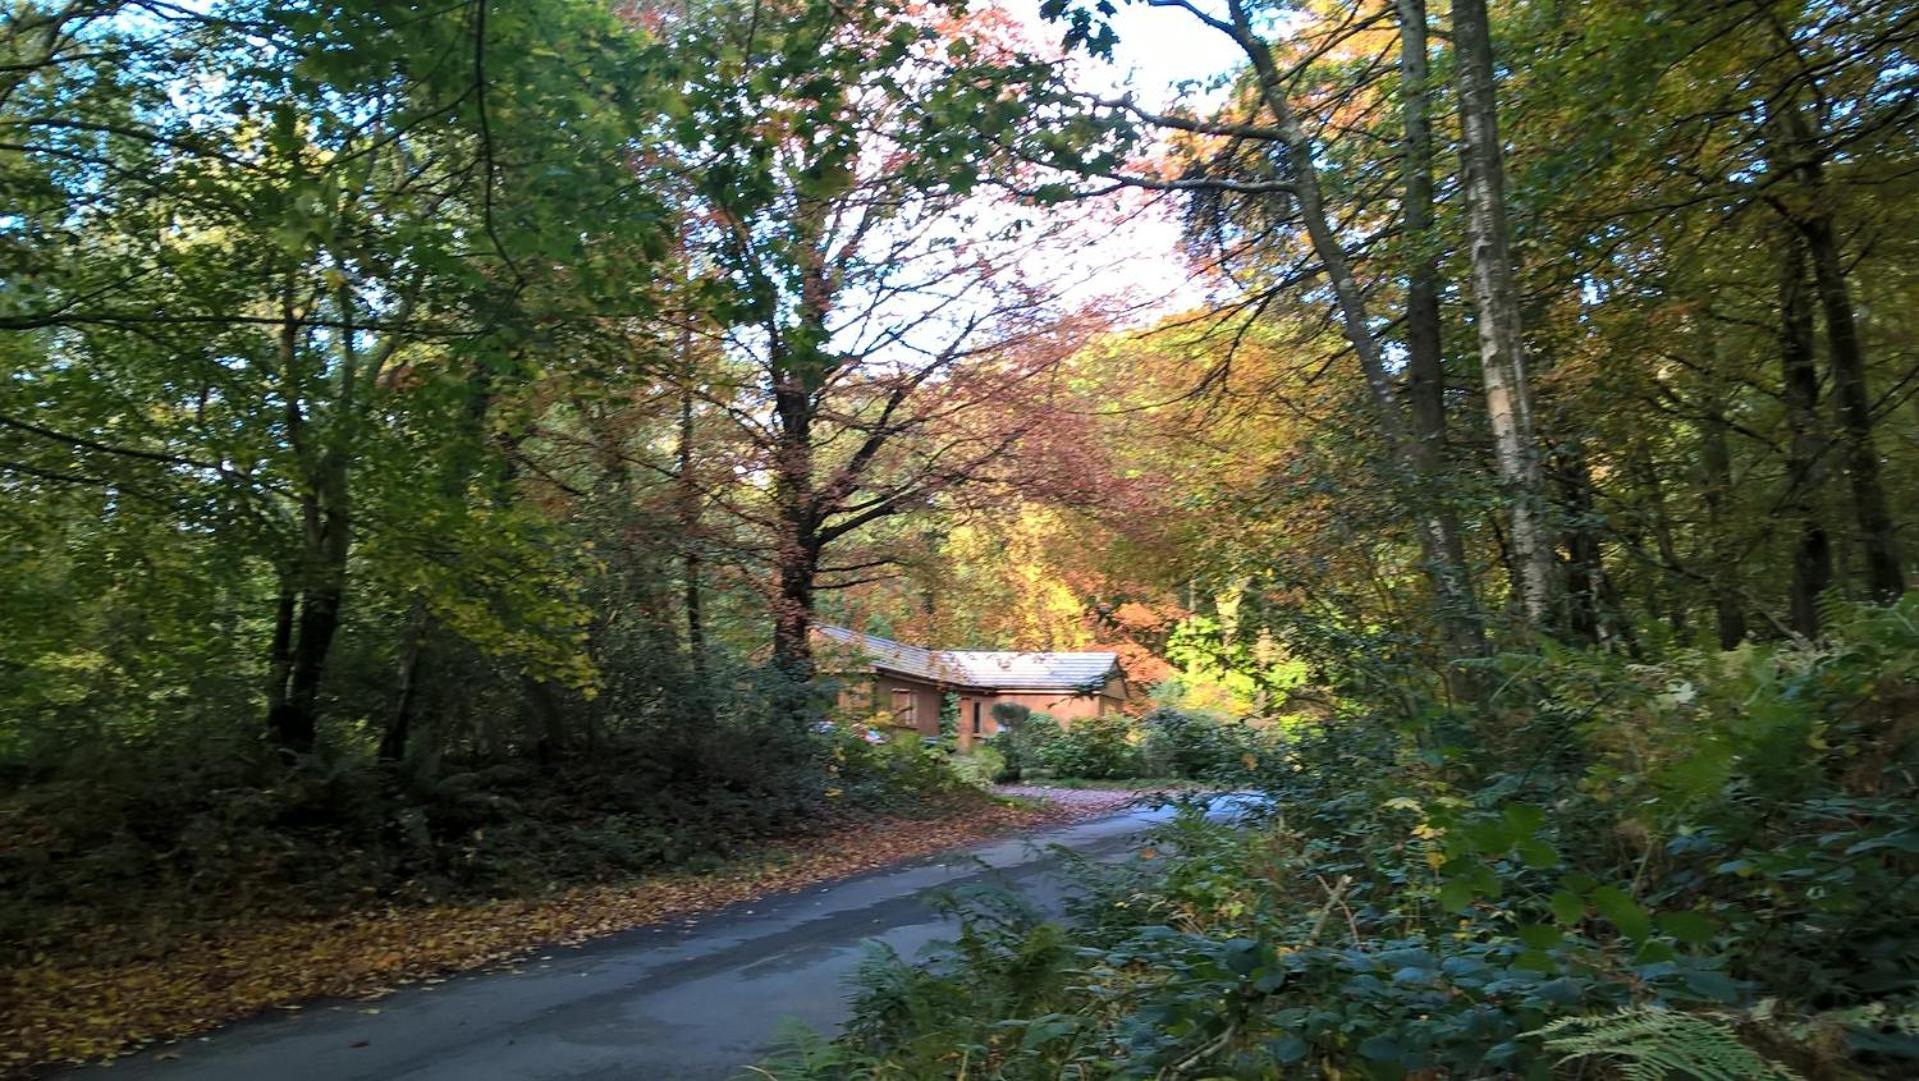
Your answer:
[2,0,1917,1075]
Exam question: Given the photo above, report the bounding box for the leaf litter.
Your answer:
[1,792,1132,1074]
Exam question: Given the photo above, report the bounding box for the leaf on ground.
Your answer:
[1,794,1114,1075]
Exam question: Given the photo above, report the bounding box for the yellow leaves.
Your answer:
[1,797,1086,1076]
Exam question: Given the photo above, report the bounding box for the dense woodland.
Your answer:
[3,0,1917,1076]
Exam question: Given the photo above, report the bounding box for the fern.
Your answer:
[1529,1007,1802,1081]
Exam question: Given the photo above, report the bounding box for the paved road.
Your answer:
[75,801,1204,1081]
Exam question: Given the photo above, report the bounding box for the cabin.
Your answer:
[813,624,1126,749]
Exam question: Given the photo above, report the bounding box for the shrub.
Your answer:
[987,702,1041,782]
[824,723,966,811]
[950,745,1005,788]
[766,599,1919,1079]
[1138,707,1257,780]
[1031,713,1139,779]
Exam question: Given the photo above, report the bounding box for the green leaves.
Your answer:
[1549,889,1585,926]
[1657,910,1718,947]
[1517,923,1562,950]
[1590,886,1652,941]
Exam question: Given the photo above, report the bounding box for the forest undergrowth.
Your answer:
[765,600,1919,1079]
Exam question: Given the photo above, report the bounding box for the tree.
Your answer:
[1021,0,1493,684]
[2,0,674,755]
[1449,0,1554,625]
[667,0,1103,684]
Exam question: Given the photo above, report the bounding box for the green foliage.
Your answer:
[827,724,971,810]
[1137,707,1261,781]
[951,745,1007,789]
[765,599,1919,1079]
[0,662,883,953]
[1531,1008,1802,1081]
[987,703,1041,782]
[1031,713,1139,780]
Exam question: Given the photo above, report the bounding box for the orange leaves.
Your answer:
[0,796,1094,1076]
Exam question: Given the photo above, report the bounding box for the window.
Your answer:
[891,688,916,727]
[971,700,982,734]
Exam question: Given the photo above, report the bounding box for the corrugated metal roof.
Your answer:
[814,625,1120,692]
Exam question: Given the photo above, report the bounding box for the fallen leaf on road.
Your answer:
[1,793,1118,1076]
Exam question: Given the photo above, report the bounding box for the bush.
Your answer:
[987,702,1042,782]
[1137,707,1258,780]
[824,723,967,811]
[1031,713,1139,779]
[950,745,1005,788]
[766,600,1919,1079]
[0,660,974,964]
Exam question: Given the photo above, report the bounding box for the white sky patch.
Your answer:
[999,0,1238,110]
[994,0,1243,323]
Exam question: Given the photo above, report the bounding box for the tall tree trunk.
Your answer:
[771,536,818,679]
[264,291,351,756]
[678,353,707,682]
[1629,440,1687,636]
[379,598,429,762]
[1556,442,1602,645]
[1775,98,1904,602]
[1450,0,1554,627]
[1396,0,1484,679]
[265,580,297,728]
[1223,0,1482,685]
[1398,0,1445,453]
[1799,214,1904,601]
[1778,233,1833,637]
[267,463,349,756]
[524,676,569,760]
[769,330,821,684]
[1699,399,1746,650]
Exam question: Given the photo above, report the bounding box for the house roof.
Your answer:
[814,625,1121,692]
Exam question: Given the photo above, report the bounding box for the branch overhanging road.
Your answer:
[75,793,1264,1081]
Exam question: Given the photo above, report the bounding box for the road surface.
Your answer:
[73,799,1216,1081]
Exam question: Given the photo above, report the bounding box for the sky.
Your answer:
[1000,0,1238,109]
[994,0,1243,321]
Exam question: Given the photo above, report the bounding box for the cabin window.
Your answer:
[891,688,915,726]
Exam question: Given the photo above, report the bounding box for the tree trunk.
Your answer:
[1224,0,1483,683]
[1799,214,1904,601]
[1629,440,1687,636]
[379,598,429,762]
[1699,402,1746,650]
[524,675,569,760]
[678,366,707,682]
[768,317,821,684]
[266,457,350,756]
[1778,233,1833,637]
[1397,0,1445,453]
[265,580,297,728]
[770,537,818,679]
[1556,442,1602,645]
[1396,0,1484,679]
[1450,0,1554,627]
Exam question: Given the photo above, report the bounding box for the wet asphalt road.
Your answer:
[70,800,1207,1081]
